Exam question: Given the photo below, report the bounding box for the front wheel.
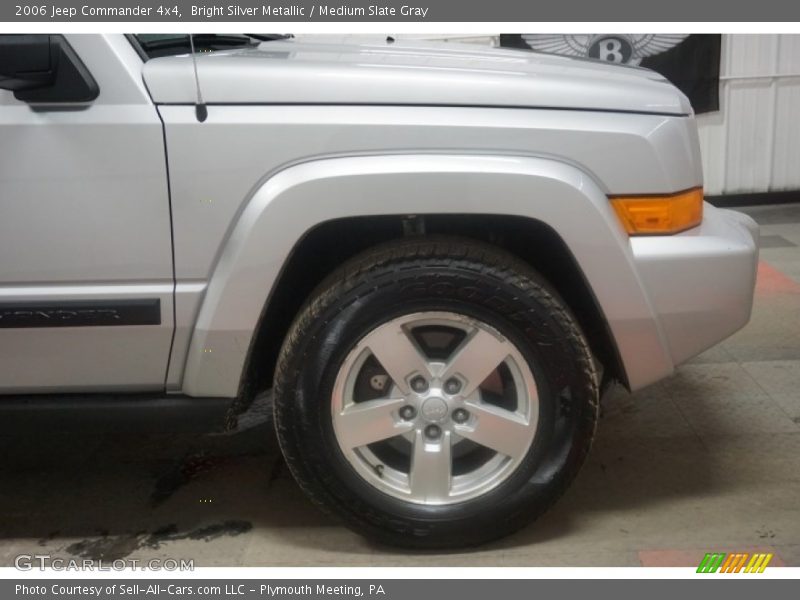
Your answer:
[273,237,599,548]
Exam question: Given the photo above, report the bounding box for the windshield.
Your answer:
[131,34,291,60]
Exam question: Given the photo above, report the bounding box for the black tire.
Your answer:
[273,236,599,548]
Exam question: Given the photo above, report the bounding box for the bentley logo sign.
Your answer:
[504,33,723,114]
[521,34,689,66]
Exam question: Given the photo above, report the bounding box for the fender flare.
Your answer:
[180,154,673,397]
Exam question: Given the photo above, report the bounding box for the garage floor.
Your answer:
[1,203,799,569]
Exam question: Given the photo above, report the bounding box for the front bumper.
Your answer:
[630,203,759,368]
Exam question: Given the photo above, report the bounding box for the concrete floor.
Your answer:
[1,203,799,568]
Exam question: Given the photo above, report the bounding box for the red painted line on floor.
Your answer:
[756,260,800,294]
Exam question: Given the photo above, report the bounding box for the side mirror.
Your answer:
[0,35,55,92]
[0,34,99,103]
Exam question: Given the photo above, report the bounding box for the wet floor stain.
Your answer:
[150,454,239,507]
[147,393,277,507]
[66,520,253,561]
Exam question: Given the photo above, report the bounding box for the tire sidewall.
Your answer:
[276,251,597,545]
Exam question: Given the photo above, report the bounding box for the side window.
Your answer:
[129,34,190,60]
[129,33,287,60]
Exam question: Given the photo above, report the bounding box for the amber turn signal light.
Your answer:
[610,187,704,235]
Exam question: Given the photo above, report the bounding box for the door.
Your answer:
[0,34,174,393]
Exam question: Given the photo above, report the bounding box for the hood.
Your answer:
[142,39,692,116]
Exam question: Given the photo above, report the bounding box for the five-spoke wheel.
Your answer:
[332,312,539,504]
[273,237,599,548]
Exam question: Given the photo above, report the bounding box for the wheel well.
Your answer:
[240,215,628,407]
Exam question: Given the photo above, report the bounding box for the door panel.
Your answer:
[0,35,174,393]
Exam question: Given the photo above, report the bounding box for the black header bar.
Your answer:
[4,0,800,22]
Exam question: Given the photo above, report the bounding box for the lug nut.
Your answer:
[424,424,442,440]
[399,405,417,420]
[451,408,469,424]
[410,376,428,393]
[444,378,462,395]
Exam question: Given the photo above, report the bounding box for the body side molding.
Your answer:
[0,299,160,328]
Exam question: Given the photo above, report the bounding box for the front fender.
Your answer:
[180,154,673,398]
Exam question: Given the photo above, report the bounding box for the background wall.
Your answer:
[696,34,800,195]
[298,34,800,196]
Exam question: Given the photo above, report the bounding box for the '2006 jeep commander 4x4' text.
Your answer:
[0,34,758,548]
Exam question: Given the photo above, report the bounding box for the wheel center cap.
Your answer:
[420,397,448,422]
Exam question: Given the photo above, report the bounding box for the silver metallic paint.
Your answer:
[157,105,704,281]
[0,34,174,392]
[631,206,759,366]
[0,34,758,402]
[179,153,674,397]
[143,39,693,115]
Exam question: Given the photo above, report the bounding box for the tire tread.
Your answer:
[273,235,599,548]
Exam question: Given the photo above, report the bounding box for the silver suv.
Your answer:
[0,34,758,548]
